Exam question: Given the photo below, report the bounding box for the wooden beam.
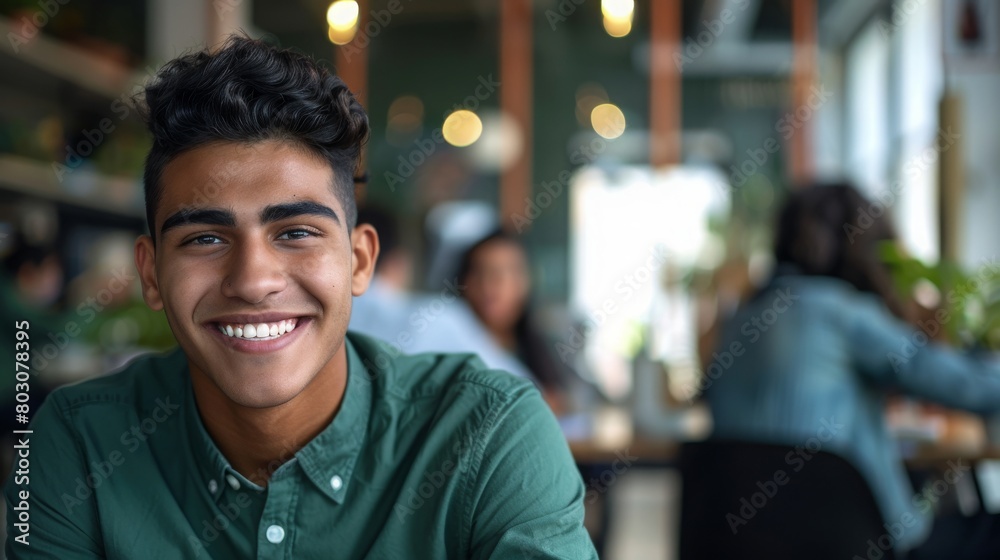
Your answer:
[335,0,370,108]
[789,0,817,186]
[334,0,370,200]
[938,93,964,261]
[206,0,250,48]
[500,0,533,231]
[650,0,682,167]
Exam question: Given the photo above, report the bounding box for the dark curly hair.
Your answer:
[773,182,905,317]
[138,35,369,241]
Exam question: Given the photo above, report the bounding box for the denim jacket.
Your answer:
[705,273,1000,552]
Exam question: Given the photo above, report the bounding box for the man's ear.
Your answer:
[134,235,164,311]
[350,223,379,297]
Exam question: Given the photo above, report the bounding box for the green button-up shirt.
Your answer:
[4,332,596,559]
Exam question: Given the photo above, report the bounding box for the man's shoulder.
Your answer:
[44,347,188,417]
[347,331,536,405]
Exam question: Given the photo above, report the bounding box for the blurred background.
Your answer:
[2,0,1000,557]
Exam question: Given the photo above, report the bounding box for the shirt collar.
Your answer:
[182,336,372,505]
[182,357,232,503]
[295,335,371,504]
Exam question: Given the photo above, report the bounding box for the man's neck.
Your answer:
[190,344,349,486]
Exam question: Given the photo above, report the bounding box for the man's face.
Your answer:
[135,140,375,408]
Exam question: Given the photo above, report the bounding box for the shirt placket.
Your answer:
[256,467,299,560]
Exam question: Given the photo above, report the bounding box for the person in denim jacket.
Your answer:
[705,183,1000,558]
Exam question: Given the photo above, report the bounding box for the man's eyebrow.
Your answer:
[260,201,341,225]
[160,208,237,236]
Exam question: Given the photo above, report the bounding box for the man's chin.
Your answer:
[200,361,314,409]
[220,383,307,409]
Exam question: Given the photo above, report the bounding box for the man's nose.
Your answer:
[221,239,288,304]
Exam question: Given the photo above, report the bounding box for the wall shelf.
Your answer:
[0,154,143,220]
[0,15,136,101]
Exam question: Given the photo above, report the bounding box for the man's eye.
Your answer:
[277,229,314,240]
[189,235,222,246]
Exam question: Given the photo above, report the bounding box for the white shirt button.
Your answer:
[265,524,285,544]
[226,474,241,491]
[330,475,343,491]
[208,479,218,494]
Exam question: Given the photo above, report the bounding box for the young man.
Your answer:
[4,37,596,559]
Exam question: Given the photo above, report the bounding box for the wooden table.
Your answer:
[568,436,679,465]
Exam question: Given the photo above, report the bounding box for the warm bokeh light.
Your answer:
[591,103,626,139]
[603,15,632,38]
[601,0,634,37]
[327,25,356,45]
[386,95,425,146]
[575,83,609,127]
[470,111,523,171]
[327,0,359,29]
[601,0,634,19]
[388,95,424,121]
[442,110,483,147]
[327,0,359,44]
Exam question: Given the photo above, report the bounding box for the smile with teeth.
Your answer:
[217,318,299,340]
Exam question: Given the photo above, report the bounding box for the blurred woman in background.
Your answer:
[704,182,1000,558]
[457,230,570,414]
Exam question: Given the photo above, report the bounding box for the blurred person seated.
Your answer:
[703,182,1000,558]
[1,233,63,310]
[349,206,533,380]
[2,37,596,559]
[457,231,572,416]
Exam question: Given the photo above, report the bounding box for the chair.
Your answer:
[678,439,895,560]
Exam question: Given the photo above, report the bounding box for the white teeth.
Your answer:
[217,319,299,340]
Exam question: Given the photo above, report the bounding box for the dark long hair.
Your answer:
[457,231,567,390]
[773,182,905,317]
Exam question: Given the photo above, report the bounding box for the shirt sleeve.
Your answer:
[464,384,597,560]
[4,392,104,559]
[850,295,1000,414]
